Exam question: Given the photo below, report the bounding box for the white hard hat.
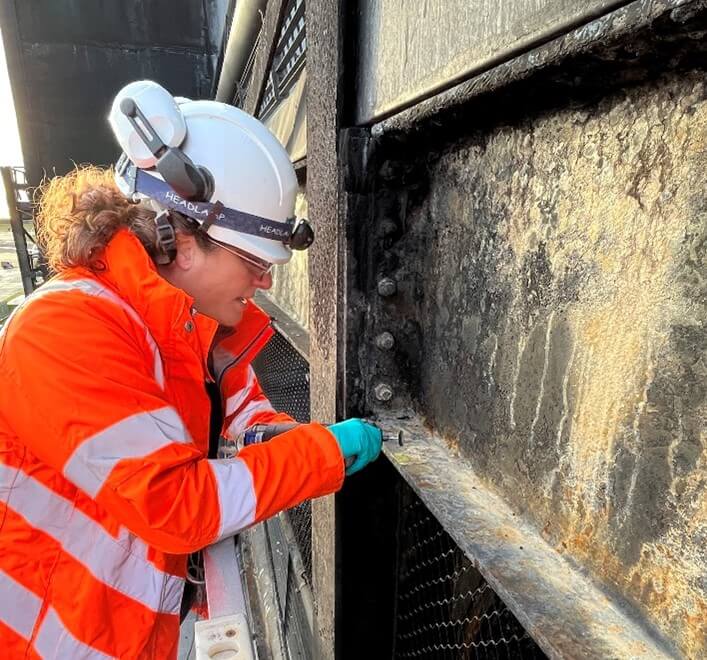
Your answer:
[108,80,312,264]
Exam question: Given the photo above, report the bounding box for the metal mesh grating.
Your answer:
[251,329,309,422]
[286,500,312,585]
[252,330,313,585]
[394,482,547,659]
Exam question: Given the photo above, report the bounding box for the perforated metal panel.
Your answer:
[252,330,313,585]
[250,329,316,657]
[252,330,309,422]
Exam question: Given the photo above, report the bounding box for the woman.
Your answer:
[0,81,381,658]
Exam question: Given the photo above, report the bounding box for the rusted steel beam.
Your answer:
[379,412,678,659]
[374,0,707,135]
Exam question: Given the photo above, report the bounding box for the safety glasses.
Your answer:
[206,236,274,277]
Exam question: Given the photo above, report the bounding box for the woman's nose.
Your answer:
[254,270,273,290]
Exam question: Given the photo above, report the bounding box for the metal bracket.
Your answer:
[154,210,177,265]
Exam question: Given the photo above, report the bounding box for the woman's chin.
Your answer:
[223,302,246,327]
[200,304,244,328]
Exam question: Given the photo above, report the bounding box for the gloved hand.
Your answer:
[328,419,382,476]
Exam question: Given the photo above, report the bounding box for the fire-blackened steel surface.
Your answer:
[359,4,707,655]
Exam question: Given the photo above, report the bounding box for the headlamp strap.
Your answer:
[202,201,224,232]
[134,168,294,243]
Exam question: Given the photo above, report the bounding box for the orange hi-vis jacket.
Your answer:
[0,229,344,659]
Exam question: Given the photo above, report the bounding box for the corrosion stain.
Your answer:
[404,71,706,656]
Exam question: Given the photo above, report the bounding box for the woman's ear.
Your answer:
[173,232,200,271]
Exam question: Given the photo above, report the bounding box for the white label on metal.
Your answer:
[194,614,255,660]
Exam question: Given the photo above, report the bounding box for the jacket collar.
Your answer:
[93,229,211,349]
[84,229,270,375]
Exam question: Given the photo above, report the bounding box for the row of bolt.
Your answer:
[374,277,397,402]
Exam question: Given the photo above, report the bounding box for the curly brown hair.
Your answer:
[35,165,210,272]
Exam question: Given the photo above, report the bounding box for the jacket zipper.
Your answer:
[216,321,273,390]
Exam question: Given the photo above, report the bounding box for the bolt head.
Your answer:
[377,277,397,297]
[375,331,395,350]
[378,219,397,237]
[374,383,394,402]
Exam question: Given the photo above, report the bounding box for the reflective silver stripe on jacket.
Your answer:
[0,463,184,615]
[8,278,165,388]
[224,366,257,416]
[227,398,276,436]
[63,406,192,498]
[34,608,114,659]
[0,568,41,640]
[209,457,257,540]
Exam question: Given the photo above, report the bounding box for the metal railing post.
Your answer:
[1,166,34,296]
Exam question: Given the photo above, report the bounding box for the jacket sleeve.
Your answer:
[220,364,295,441]
[0,295,344,555]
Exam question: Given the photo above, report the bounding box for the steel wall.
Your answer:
[353,0,630,123]
[349,1,707,656]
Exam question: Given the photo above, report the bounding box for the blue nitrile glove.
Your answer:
[328,419,382,476]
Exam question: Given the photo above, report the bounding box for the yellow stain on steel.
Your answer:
[493,75,706,656]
